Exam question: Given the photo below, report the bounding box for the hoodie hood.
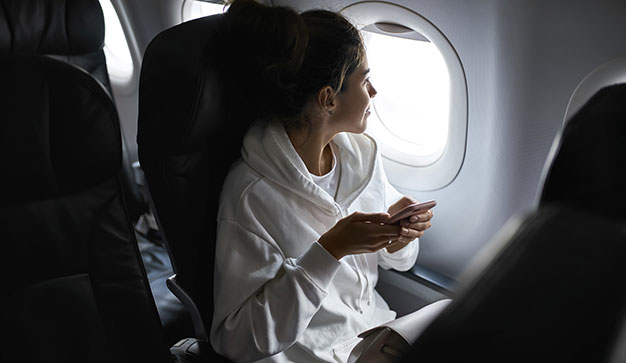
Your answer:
[241,119,378,215]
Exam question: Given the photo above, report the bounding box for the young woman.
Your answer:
[210,1,434,362]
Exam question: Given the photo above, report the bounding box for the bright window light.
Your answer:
[183,0,227,21]
[364,30,450,164]
[99,0,133,81]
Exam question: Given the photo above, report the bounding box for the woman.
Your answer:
[211,1,434,362]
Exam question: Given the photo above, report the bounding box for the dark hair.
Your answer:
[224,0,365,130]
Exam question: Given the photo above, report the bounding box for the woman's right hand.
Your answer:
[318,212,403,260]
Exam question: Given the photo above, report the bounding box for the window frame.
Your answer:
[99,0,137,90]
[181,0,227,22]
[341,1,468,191]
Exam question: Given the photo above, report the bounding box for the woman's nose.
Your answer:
[368,83,377,98]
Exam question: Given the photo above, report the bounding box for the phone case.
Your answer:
[388,200,436,224]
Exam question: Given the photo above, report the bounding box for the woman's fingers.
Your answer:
[386,239,408,253]
[399,226,422,239]
[362,222,402,237]
[331,209,432,255]
[414,209,433,222]
[387,196,416,216]
[409,221,432,232]
[348,211,390,224]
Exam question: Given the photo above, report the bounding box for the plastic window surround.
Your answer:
[181,0,227,22]
[99,0,135,85]
[342,2,468,191]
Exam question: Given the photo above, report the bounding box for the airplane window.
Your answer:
[99,0,134,82]
[182,0,227,21]
[342,2,467,191]
[363,28,450,164]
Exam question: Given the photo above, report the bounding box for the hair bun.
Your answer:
[225,0,309,119]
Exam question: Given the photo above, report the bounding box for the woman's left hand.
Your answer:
[386,196,434,253]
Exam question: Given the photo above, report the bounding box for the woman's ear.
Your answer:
[317,86,337,116]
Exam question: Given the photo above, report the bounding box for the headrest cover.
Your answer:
[0,53,121,205]
[540,83,626,221]
[138,15,229,154]
[0,0,104,54]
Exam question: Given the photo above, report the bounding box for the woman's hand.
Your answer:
[318,212,403,260]
[386,196,434,253]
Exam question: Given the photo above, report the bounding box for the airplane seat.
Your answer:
[0,0,191,347]
[538,83,626,220]
[402,84,626,361]
[404,204,626,362]
[0,53,171,363]
[0,0,146,222]
[138,13,249,362]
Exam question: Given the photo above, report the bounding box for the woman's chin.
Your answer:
[359,114,370,132]
[353,119,368,134]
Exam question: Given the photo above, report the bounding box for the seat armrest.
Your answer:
[171,338,212,363]
[166,275,209,341]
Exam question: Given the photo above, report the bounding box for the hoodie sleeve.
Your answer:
[210,219,341,362]
[377,159,420,272]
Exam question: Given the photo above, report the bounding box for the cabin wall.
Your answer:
[277,0,626,279]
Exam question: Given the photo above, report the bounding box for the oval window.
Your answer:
[363,25,450,163]
[342,2,467,190]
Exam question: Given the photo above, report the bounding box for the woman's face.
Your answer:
[330,58,377,134]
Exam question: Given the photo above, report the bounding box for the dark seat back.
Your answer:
[0,0,146,221]
[539,83,626,220]
[406,205,626,362]
[137,14,252,350]
[0,53,170,363]
[406,84,626,361]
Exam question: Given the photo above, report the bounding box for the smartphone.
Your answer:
[388,200,437,224]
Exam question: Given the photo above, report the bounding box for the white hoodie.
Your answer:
[210,120,419,363]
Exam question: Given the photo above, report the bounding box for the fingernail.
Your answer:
[401,227,409,235]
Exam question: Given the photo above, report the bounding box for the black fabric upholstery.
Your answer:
[0,0,191,344]
[0,53,171,363]
[405,205,626,362]
[138,14,252,356]
[0,0,104,54]
[0,0,146,220]
[1,275,114,363]
[539,83,626,221]
[49,51,113,105]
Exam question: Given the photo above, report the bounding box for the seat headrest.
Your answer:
[0,53,121,205]
[137,14,229,155]
[539,83,626,222]
[0,0,104,54]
